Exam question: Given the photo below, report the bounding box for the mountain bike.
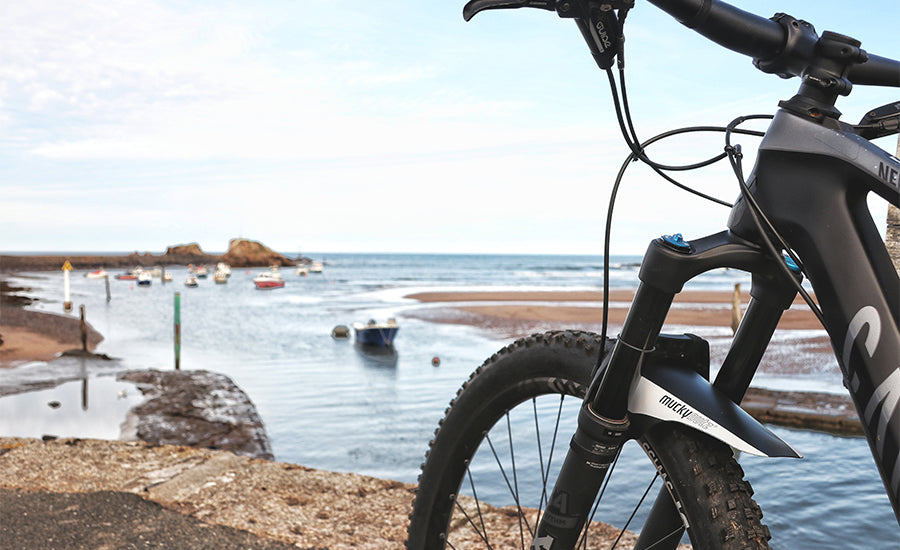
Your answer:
[406,0,900,548]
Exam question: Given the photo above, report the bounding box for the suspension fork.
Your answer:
[633,273,799,550]
[532,231,799,549]
[533,280,675,549]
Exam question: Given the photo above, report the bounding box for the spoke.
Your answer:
[609,473,660,549]
[468,465,491,547]
[641,526,689,550]
[535,394,567,533]
[506,412,526,548]
[485,428,535,538]
[454,468,495,550]
[452,498,493,549]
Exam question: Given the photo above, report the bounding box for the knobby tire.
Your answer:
[406,330,771,550]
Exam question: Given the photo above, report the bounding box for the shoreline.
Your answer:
[0,305,104,367]
[2,282,858,435]
[405,289,822,330]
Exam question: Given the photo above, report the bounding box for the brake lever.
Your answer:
[463,0,555,22]
[854,101,900,140]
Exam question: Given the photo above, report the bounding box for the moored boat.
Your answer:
[137,271,152,286]
[184,275,199,287]
[84,268,108,279]
[352,318,399,347]
[214,269,228,284]
[253,270,285,289]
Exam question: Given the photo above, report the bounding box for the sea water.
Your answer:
[0,253,894,547]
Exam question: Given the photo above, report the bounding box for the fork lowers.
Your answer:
[533,408,630,549]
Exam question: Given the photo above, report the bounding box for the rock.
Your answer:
[0,238,295,271]
[164,243,207,256]
[0,281,35,307]
[741,387,861,435]
[119,369,274,460]
[220,239,295,268]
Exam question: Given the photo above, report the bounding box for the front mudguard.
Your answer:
[627,334,801,458]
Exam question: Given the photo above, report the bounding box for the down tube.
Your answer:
[735,149,900,521]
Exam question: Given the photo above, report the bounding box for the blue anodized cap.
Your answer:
[661,233,691,252]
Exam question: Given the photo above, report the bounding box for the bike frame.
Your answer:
[535,86,900,550]
[458,1,900,547]
[735,109,900,513]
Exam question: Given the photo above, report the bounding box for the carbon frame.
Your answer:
[726,108,900,519]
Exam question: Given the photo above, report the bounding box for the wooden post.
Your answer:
[731,283,742,335]
[104,274,111,302]
[80,305,88,352]
[174,293,181,370]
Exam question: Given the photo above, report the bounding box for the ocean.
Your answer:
[0,252,895,547]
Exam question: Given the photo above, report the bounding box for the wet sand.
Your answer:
[0,306,104,367]
[405,288,823,333]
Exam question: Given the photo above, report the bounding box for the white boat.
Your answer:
[195,265,210,279]
[295,266,308,276]
[184,275,199,287]
[253,270,285,289]
[137,271,152,286]
[216,263,232,278]
[310,261,324,273]
[214,270,228,284]
[84,268,108,279]
[162,271,173,282]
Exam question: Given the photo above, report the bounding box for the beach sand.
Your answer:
[405,288,823,332]
[403,289,836,382]
[0,303,103,367]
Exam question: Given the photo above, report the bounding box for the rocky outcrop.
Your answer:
[161,243,221,267]
[119,369,274,460]
[0,238,295,271]
[164,243,206,256]
[220,239,295,268]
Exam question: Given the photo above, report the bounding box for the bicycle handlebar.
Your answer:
[648,0,783,60]
[648,0,899,87]
[463,0,900,88]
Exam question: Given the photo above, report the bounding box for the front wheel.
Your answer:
[406,330,771,549]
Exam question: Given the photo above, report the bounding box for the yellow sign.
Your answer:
[62,260,73,271]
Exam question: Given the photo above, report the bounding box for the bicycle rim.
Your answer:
[407,331,771,550]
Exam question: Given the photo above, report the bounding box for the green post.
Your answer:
[174,292,181,370]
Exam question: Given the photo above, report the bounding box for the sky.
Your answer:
[1,0,897,255]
